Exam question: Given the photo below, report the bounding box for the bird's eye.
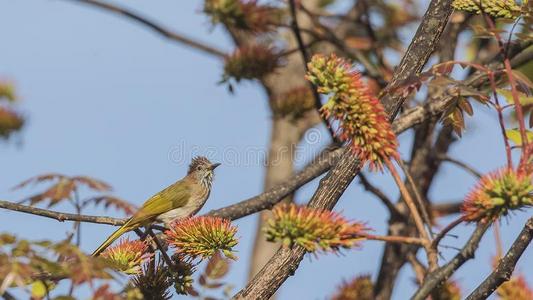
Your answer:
[197,166,202,171]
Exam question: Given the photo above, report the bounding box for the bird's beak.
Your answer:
[210,163,221,170]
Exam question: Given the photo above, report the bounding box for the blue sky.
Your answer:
[0,1,531,299]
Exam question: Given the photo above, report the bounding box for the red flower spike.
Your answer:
[101,238,151,275]
[461,168,533,222]
[264,203,370,254]
[165,216,238,260]
[306,53,399,171]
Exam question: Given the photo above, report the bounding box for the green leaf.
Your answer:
[506,128,533,145]
[497,89,533,106]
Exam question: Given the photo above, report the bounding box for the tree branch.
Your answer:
[358,173,402,217]
[207,145,342,220]
[233,1,454,298]
[62,0,226,57]
[412,221,492,300]
[432,201,462,217]
[437,154,483,178]
[0,86,469,227]
[0,199,125,225]
[233,149,362,300]
[466,217,533,300]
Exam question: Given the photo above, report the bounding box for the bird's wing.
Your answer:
[128,180,191,226]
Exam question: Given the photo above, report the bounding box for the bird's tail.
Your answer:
[91,221,133,257]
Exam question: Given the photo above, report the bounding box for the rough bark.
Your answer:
[232,2,455,298]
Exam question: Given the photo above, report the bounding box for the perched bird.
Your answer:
[91,156,220,256]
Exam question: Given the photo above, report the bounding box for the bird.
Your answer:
[91,156,220,256]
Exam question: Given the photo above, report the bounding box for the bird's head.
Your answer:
[187,156,220,188]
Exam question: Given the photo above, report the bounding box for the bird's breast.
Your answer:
[158,187,210,224]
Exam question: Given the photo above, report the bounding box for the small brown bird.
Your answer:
[92,156,220,256]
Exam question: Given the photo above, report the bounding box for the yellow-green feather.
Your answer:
[91,179,191,256]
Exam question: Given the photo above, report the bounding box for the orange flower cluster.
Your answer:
[101,238,151,275]
[0,106,23,138]
[452,0,521,19]
[264,203,369,253]
[165,216,238,260]
[204,0,283,33]
[497,274,533,300]
[331,275,374,300]
[462,168,533,222]
[306,53,399,171]
[223,44,280,82]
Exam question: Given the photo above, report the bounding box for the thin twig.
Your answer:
[0,199,125,225]
[361,234,425,246]
[437,154,483,178]
[62,0,225,57]
[431,215,465,249]
[147,228,175,271]
[483,15,529,158]
[386,159,438,271]
[432,201,462,217]
[287,0,337,140]
[358,173,402,217]
[466,217,533,300]
[385,159,430,242]
[406,252,427,285]
[398,159,434,236]
[412,221,492,300]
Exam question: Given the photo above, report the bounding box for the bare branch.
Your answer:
[361,234,425,246]
[0,87,471,227]
[286,0,337,139]
[62,0,226,57]
[437,154,483,178]
[233,148,362,300]
[432,201,462,217]
[466,217,533,300]
[233,1,455,298]
[0,199,125,225]
[412,221,492,300]
[358,173,402,216]
[206,147,342,220]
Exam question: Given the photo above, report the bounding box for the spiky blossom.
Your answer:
[306,54,399,171]
[0,106,24,138]
[100,239,151,275]
[461,168,533,222]
[264,203,369,253]
[170,257,196,295]
[223,44,280,82]
[331,275,374,300]
[452,0,521,19]
[204,0,282,33]
[497,274,533,300]
[165,216,238,260]
[0,82,16,102]
[132,260,172,300]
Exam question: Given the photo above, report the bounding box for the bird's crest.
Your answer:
[187,156,212,174]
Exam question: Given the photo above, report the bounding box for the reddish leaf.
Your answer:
[12,173,65,190]
[72,176,112,192]
[27,179,76,207]
[205,251,230,280]
[458,98,474,116]
[198,274,207,286]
